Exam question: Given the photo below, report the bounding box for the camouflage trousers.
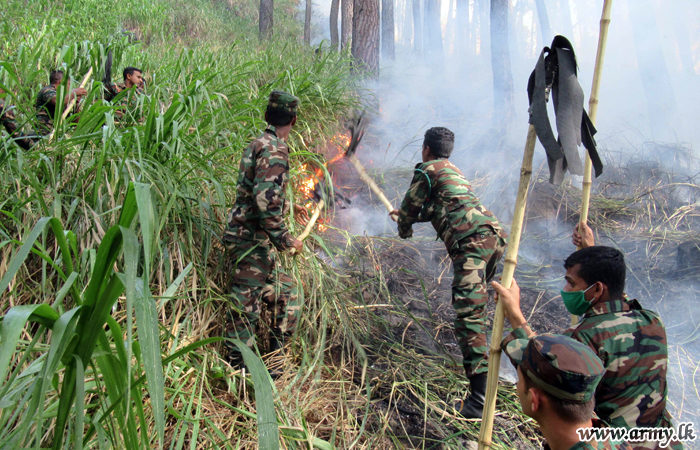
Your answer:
[451,228,507,377]
[223,238,299,364]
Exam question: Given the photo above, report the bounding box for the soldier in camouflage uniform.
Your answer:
[222,91,309,369]
[0,88,34,150]
[104,67,144,118]
[35,70,87,135]
[494,231,683,450]
[392,127,508,418]
[502,333,633,450]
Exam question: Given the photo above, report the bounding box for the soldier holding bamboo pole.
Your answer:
[390,127,508,418]
[34,70,87,135]
[492,229,683,450]
[222,91,310,370]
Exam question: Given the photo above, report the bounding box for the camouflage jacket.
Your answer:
[0,98,19,136]
[397,159,506,255]
[223,126,293,251]
[35,85,57,121]
[104,82,143,105]
[542,419,633,450]
[506,298,682,450]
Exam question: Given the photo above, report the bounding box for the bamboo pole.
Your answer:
[575,0,613,326]
[48,67,93,141]
[347,154,398,220]
[290,199,325,255]
[478,124,537,450]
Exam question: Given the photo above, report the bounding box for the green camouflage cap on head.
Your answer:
[502,333,604,403]
[268,90,299,113]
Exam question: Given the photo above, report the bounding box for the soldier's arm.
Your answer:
[397,172,430,239]
[253,145,293,251]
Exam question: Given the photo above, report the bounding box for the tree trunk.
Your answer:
[382,0,395,59]
[424,0,443,67]
[559,0,574,41]
[534,0,551,44]
[259,0,274,40]
[342,0,353,50]
[628,0,678,138]
[304,0,312,44]
[331,0,340,50]
[490,0,514,126]
[412,0,422,55]
[352,0,380,75]
[402,0,413,46]
[456,0,469,56]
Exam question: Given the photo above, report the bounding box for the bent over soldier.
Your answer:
[392,127,508,419]
[35,70,87,135]
[222,91,309,369]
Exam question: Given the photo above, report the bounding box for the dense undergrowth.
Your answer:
[0,0,538,449]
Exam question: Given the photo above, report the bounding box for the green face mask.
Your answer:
[561,284,595,315]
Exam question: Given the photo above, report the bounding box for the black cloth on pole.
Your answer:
[527,36,603,185]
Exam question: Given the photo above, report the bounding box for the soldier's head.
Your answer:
[123,67,143,89]
[265,90,299,128]
[503,333,603,426]
[49,70,65,86]
[422,127,454,161]
[563,246,626,310]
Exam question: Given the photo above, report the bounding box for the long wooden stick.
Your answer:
[348,154,398,219]
[575,0,613,326]
[48,67,93,141]
[579,0,613,237]
[478,124,537,450]
[289,199,325,255]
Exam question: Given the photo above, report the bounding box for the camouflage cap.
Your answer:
[268,90,299,113]
[502,333,604,403]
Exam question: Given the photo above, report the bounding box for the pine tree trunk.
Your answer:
[342,0,353,50]
[560,0,574,41]
[331,0,340,50]
[490,0,514,126]
[259,0,274,40]
[412,0,422,55]
[304,0,312,44]
[424,0,443,66]
[628,0,678,138]
[352,0,380,74]
[382,0,395,59]
[534,0,551,44]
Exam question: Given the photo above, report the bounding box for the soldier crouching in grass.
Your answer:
[34,70,87,135]
[222,91,310,371]
[391,127,508,419]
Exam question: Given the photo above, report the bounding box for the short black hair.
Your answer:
[123,67,142,79]
[423,127,455,159]
[521,367,596,424]
[266,107,296,127]
[564,246,626,299]
[49,70,64,85]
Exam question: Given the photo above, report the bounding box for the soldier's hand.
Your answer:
[389,209,399,222]
[573,222,595,248]
[73,88,88,97]
[291,238,304,255]
[294,204,310,226]
[492,279,527,328]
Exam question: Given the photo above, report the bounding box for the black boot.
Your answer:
[454,373,488,419]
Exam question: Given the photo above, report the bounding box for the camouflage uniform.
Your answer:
[502,333,633,450]
[397,159,508,376]
[105,82,143,110]
[1,97,35,150]
[222,91,300,365]
[507,298,683,450]
[35,85,57,135]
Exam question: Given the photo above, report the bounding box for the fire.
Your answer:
[295,131,351,233]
